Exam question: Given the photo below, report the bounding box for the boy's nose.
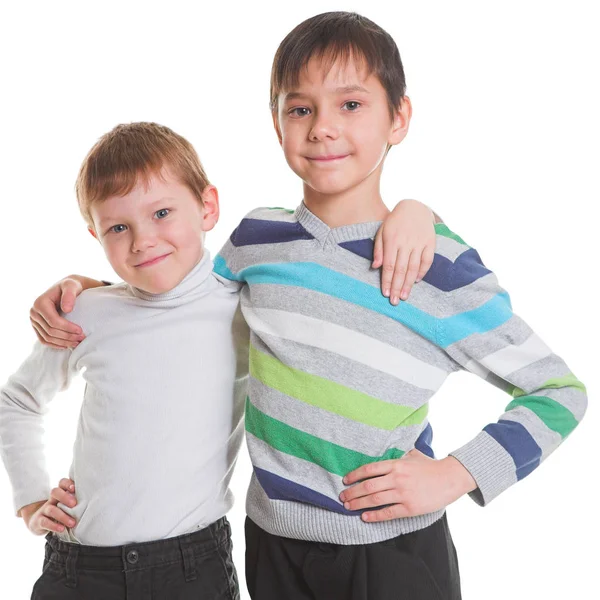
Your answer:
[131,231,157,253]
[309,113,341,142]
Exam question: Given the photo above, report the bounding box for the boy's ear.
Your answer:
[388,96,412,147]
[88,226,98,240]
[272,110,283,146]
[200,185,220,233]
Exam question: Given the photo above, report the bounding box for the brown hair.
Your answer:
[76,122,210,226]
[270,12,407,118]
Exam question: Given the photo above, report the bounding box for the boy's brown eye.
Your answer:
[290,107,310,117]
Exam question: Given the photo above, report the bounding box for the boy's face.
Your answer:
[273,54,411,199]
[88,169,218,294]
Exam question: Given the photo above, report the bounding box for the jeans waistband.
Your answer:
[45,517,230,576]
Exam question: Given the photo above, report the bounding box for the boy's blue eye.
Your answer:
[343,101,361,111]
[110,224,127,234]
[155,208,170,219]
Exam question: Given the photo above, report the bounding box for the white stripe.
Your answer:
[243,305,447,391]
[471,334,553,379]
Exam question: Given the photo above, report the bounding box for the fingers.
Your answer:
[398,249,422,302]
[43,504,76,529]
[390,248,411,305]
[29,305,84,348]
[416,245,435,283]
[372,227,384,269]
[32,323,69,350]
[343,489,401,512]
[59,279,83,314]
[380,245,398,299]
[361,503,411,522]
[343,460,394,486]
[58,478,75,492]
[49,485,77,509]
[340,474,393,504]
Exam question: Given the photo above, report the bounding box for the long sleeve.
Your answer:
[430,229,588,506]
[0,342,76,514]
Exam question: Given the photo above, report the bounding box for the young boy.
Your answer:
[0,122,250,599]
[24,10,587,600]
[3,121,436,599]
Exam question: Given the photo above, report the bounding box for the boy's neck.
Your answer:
[302,174,390,228]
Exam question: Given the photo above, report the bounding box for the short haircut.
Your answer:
[76,122,210,226]
[270,11,406,117]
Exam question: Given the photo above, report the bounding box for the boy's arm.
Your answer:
[342,228,587,519]
[0,343,77,516]
[30,275,104,349]
[437,240,587,506]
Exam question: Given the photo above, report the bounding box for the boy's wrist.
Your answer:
[67,274,106,291]
[441,455,477,499]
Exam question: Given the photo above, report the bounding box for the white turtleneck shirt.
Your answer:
[0,251,248,546]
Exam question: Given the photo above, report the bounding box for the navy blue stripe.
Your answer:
[423,248,491,292]
[484,420,541,481]
[230,219,314,247]
[254,467,357,515]
[414,423,435,458]
[338,239,374,261]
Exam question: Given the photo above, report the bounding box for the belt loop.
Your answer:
[65,544,79,589]
[179,539,197,582]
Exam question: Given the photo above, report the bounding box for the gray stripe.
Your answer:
[248,378,424,455]
[251,332,436,407]
[448,315,533,364]
[246,474,445,544]
[241,285,458,372]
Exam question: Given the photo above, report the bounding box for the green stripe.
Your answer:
[506,396,579,438]
[511,373,586,398]
[246,398,404,476]
[434,223,468,246]
[267,206,295,213]
[250,345,427,430]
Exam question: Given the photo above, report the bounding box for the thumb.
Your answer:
[59,280,81,313]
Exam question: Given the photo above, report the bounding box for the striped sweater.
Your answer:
[214,203,587,545]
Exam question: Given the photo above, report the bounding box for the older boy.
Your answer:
[0,122,247,599]
[210,12,586,600]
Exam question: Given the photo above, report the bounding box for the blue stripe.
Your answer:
[414,423,435,458]
[213,257,513,347]
[440,292,513,347]
[423,248,491,292]
[230,218,314,247]
[338,239,374,261]
[253,467,358,515]
[484,420,541,481]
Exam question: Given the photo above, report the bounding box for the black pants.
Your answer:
[245,514,461,600]
[31,517,239,600]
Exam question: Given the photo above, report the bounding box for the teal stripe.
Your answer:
[506,396,579,438]
[214,257,512,347]
[246,398,405,476]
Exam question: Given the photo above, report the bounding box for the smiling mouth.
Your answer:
[307,154,350,162]
[135,253,171,268]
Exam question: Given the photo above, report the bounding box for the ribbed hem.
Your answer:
[246,476,444,545]
[450,430,517,507]
[295,202,382,245]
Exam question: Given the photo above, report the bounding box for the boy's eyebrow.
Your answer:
[283,85,370,102]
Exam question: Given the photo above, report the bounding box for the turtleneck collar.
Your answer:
[129,250,214,302]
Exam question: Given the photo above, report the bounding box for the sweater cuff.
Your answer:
[449,430,517,506]
[14,484,51,517]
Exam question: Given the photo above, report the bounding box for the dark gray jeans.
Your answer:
[31,517,239,600]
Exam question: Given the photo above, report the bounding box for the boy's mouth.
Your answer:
[307,154,350,162]
[135,253,171,268]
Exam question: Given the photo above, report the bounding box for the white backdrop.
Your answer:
[0,1,597,598]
